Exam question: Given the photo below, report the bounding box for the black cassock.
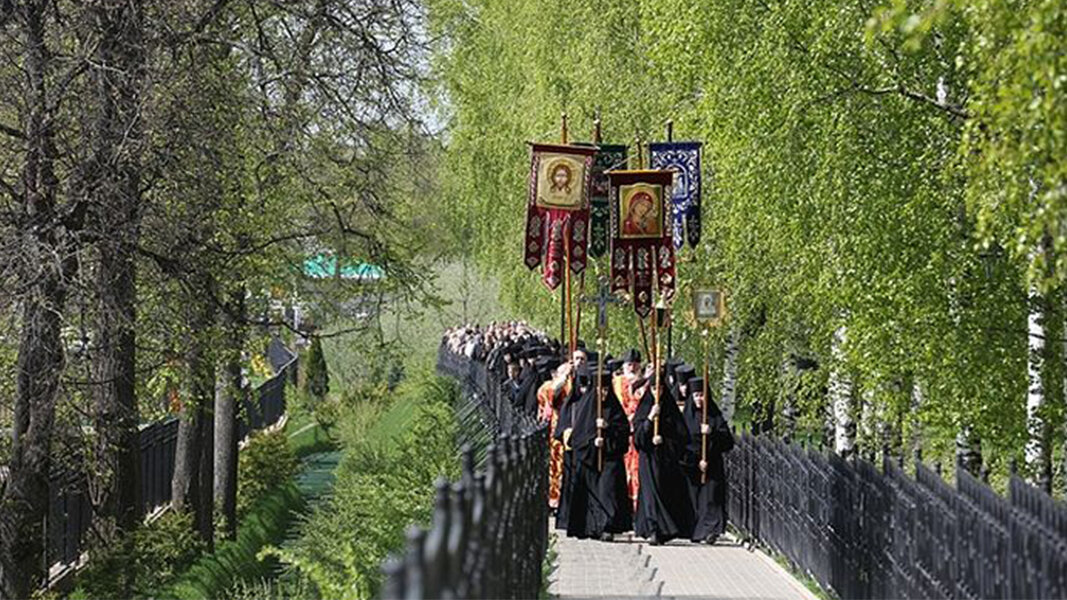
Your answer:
[680,383,735,542]
[633,383,695,544]
[553,384,576,531]
[554,372,633,538]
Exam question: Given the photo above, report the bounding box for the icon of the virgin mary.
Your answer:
[622,191,660,237]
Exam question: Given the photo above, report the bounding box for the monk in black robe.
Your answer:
[632,369,695,545]
[681,376,735,544]
[555,366,633,540]
[552,349,589,530]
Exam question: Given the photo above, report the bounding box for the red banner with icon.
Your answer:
[608,169,676,316]
[524,143,597,290]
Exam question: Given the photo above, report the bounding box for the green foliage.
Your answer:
[305,337,330,401]
[424,0,1067,478]
[238,428,300,518]
[71,510,206,599]
[263,370,460,599]
[225,576,316,600]
[162,483,306,600]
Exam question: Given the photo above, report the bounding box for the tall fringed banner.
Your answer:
[524,143,597,290]
[649,141,703,249]
[608,170,676,316]
[589,144,627,259]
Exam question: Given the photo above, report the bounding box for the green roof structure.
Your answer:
[302,254,384,281]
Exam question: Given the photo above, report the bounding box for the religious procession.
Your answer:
[446,114,734,548]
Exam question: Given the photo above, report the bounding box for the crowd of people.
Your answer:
[442,322,553,362]
[444,323,735,546]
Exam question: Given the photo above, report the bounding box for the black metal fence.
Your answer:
[43,351,298,577]
[377,347,549,599]
[728,431,1067,600]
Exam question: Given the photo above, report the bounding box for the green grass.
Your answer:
[286,410,336,458]
[365,393,418,444]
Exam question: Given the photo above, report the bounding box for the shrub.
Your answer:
[304,337,330,401]
[162,482,305,600]
[225,576,315,600]
[263,371,460,599]
[238,428,299,518]
[71,510,206,599]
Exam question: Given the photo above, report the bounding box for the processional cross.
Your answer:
[579,276,622,471]
[580,277,623,333]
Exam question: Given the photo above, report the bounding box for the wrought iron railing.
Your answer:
[43,349,298,580]
[728,431,1067,600]
[379,346,548,599]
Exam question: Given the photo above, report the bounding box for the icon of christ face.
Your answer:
[535,153,585,210]
[551,163,572,194]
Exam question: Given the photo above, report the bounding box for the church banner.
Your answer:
[649,141,702,249]
[589,144,627,259]
[608,169,676,317]
[524,143,597,290]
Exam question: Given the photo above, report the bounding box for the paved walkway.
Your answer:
[548,527,819,599]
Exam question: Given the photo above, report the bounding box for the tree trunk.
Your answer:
[719,328,738,425]
[909,378,924,462]
[859,386,875,462]
[1026,288,1053,492]
[171,290,216,548]
[830,325,856,459]
[780,357,798,443]
[86,0,145,543]
[1,289,66,598]
[214,288,244,540]
[0,2,67,595]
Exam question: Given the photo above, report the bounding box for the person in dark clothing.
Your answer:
[670,364,695,411]
[681,376,735,544]
[505,361,523,405]
[555,365,633,540]
[522,355,560,416]
[632,369,695,545]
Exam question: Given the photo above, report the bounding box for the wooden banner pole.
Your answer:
[701,329,709,484]
[651,248,660,438]
[597,329,605,472]
[560,112,575,360]
[665,120,675,360]
[564,229,575,358]
[575,271,586,347]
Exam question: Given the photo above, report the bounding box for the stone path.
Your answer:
[548,528,818,599]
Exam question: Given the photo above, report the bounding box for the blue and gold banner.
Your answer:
[649,141,702,249]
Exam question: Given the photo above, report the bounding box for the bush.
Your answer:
[225,576,315,600]
[162,483,306,600]
[238,428,299,517]
[263,371,460,599]
[71,510,206,599]
[304,336,330,401]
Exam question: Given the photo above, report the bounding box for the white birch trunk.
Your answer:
[720,328,738,425]
[859,386,875,460]
[910,378,924,462]
[1026,288,1047,482]
[781,356,798,443]
[1063,292,1067,490]
[830,325,855,458]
